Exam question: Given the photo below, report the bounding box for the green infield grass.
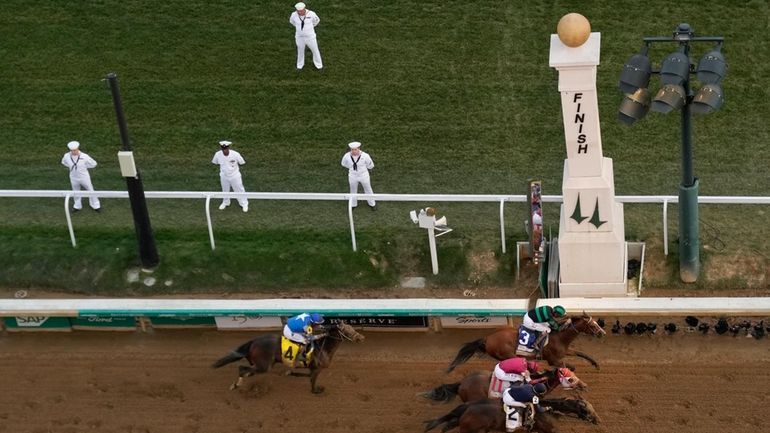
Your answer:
[1,1,768,294]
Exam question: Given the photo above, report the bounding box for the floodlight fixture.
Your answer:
[659,49,690,85]
[691,83,724,114]
[618,23,726,283]
[696,44,727,84]
[618,87,651,125]
[672,23,694,41]
[619,46,652,94]
[652,84,686,113]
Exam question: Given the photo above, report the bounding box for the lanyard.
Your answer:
[70,155,80,172]
[350,154,361,171]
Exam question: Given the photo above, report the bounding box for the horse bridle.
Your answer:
[320,323,356,342]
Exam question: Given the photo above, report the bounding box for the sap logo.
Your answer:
[16,316,50,327]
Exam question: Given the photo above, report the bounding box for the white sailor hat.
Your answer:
[348,141,362,149]
[67,141,80,150]
[295,2,306,10]
[219,140,232,147]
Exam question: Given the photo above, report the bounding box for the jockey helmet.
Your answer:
[526,361,539,372]
[533,383,547,395]
[553,305,566,317]
[309,313,325,324]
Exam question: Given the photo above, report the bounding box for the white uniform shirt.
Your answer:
[61,152,97,178]
[212,150,245,178]
[290,10,320,38]
[341,151,374,177]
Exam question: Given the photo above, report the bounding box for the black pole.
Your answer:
[106,73,159,268]
[678,54,700,282]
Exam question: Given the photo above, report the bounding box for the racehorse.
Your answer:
[447,314,605,373]
[423,396,600,433]
[422,367,587,403]
[211,322,364,393]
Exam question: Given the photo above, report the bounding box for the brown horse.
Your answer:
[447,314,605,373]
[211,322,364,393]
[423,396,600,433]
[422,367,587,403]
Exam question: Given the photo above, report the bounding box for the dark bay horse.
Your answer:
[422,367,587,403]
[423,396,600,433]
[447,314,605,373]
[211,322,364,393]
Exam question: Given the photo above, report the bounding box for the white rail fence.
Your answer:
[1,190,768,254]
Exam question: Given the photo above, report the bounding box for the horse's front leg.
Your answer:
[565,349,600,370]
[309,368,325,394]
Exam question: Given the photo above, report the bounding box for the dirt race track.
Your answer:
[1,326,770,433]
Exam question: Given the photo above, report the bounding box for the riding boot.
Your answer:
[295,345,307,365]
[533,333,546,357]
[524,404,536,428]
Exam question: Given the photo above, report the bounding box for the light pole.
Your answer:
[106,73,159,269]
[618,23,726,283]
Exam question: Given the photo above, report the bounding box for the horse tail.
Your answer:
[446,339,486,373]
[420,382,461,402]
[211,340,252,368]
[423,402,470,432]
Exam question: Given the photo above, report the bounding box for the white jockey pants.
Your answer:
[70,175,100,210]
[349,172,375,207]
[296,36,323,70]
[283,325,310,344]
[220,173,248,207]
[494,364,527,384]
[522,315,551,333]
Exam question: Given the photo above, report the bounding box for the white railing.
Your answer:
[2,296,770,318]
[2,190,769,254]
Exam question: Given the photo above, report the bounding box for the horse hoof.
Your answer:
[229,384,238,391]
[312,386,325,394]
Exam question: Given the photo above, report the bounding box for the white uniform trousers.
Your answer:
[220,173,248,207]
[296,36,323,70]
[283,325,310,344]
[70,175,100,210]
[349,172,375,207]
[502,393,525,432]
[522,315,552,333]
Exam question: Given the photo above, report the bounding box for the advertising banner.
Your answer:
[439,315,509,329]
[215,315,283,330]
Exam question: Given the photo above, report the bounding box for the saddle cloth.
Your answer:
[280,336,313,367]
[515,325,547,357]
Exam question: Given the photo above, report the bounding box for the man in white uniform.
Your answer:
[211,140,248,212]
[341,141,376,210]
[61,141,101,212]
[289,2,323,71]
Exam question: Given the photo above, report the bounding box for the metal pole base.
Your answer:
[678,179,700,283]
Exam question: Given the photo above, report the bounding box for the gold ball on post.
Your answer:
[557,13,591,47]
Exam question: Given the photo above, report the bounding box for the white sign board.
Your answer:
[440,315,509,329]
[215,315,283,330]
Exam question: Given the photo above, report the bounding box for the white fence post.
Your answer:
[663,199,669,256]
[205,195,215,250]
[499,199,506,254]
[348,196,357,251]
[64,194,76,248]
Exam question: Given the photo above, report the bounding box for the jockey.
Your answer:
[489,357,540,398]
[283,313,326,365]
[522,305,567,355]
[502,382,548,432]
